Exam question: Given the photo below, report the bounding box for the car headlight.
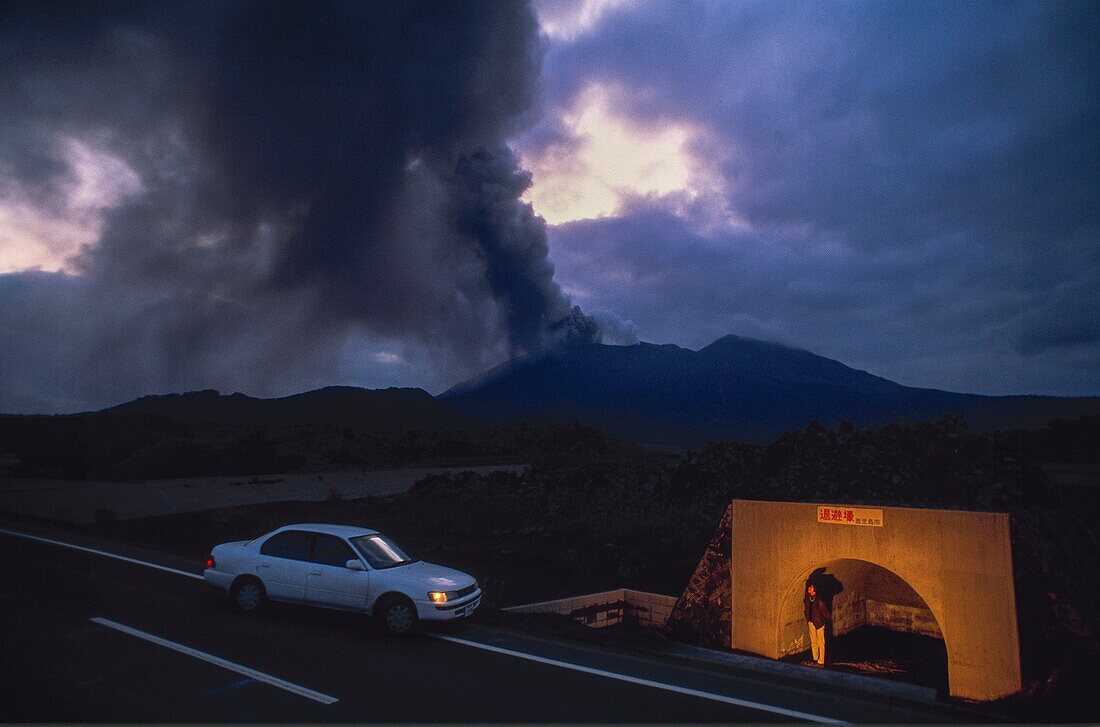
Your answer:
[428,591,448,604]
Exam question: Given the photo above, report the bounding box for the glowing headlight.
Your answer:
[428,591,448,604]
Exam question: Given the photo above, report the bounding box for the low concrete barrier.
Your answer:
[505,588,678,629]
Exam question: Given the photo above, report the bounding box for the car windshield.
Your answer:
[350,534,417,569]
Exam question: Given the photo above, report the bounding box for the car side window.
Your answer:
[311,534,357,568]
[260,530,313,561]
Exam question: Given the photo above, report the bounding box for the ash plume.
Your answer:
[0,0,599,412]
[452,147,598,356]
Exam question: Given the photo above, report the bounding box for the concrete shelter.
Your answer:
[728,500,1021,701]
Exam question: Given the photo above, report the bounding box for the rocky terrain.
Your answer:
[0,410,628,481]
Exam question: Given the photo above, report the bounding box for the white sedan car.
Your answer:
[203,523,481,634]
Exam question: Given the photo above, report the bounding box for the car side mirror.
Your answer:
[346,559,365,571]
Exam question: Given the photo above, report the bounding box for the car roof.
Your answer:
[274,523,380,539]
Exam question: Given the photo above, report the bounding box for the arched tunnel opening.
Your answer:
[777,558,948,693]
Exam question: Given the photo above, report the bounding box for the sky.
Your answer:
[0,0,1097,413]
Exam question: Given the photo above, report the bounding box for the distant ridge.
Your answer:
[441,335,1100,446]
[97,386,472,431]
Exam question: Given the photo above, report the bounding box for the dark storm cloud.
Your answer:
[0,0,596,412]
[1014,278,1100,356]
[527,0,1100,395]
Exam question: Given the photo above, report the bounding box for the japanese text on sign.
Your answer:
[816,505,884,527]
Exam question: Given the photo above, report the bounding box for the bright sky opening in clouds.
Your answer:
[369,351,404,365]
[0,137,142,273]
[0,196,87,273]
[534,0,629,40]
[521,83,695,225]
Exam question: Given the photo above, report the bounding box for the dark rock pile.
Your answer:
[663,415,1047,511]
[664,502,733,648]
[1010,509,1099,716]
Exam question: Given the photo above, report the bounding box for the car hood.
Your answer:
[384,560,476,591]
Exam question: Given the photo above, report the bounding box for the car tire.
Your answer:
[230,577,266,614]
[375,595,418,635]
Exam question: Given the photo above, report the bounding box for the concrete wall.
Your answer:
[728,500,1021,701]
[624,589,679,628]
[505,589,678,629]
[866,600,943,639]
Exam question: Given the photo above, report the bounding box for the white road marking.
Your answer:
[0,527,203,580]
[3,526,845,723]
[90,617,339,705]
[429,634,847,724]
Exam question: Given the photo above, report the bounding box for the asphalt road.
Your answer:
[0,524,966,723]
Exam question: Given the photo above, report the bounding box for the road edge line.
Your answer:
[429,633,847,724]
[0,526,203,580]
[90,617,339,705]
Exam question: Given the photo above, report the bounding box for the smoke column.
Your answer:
[0,0,599,412]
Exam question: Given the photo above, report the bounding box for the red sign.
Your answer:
[817,505,883,527]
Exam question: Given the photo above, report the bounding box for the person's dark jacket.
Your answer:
[804,592,830,628]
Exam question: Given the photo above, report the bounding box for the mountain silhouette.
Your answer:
[441,335,1100,446]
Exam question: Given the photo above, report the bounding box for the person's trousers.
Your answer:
[808,622,826,665]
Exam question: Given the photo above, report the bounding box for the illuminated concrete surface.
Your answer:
[728,500,1021,701]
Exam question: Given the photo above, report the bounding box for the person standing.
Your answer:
[804,582,830,667]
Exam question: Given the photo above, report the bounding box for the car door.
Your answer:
[256,530,313,601]
[304,534,370,611]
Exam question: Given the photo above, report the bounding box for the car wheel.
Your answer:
[230,577,266,614]
[376,595,417,635]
